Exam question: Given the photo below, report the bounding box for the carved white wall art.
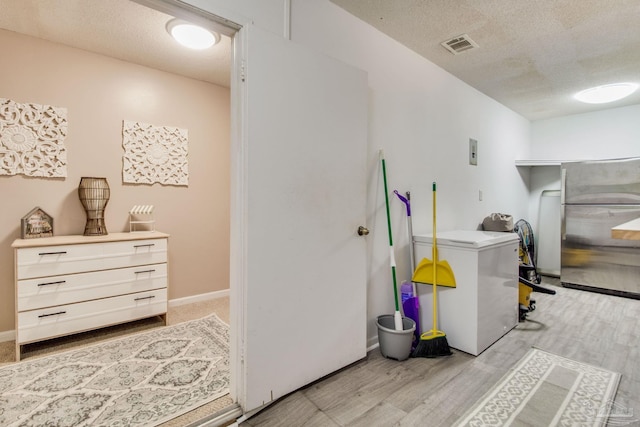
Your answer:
[0,98,68,177]
[122,120,188,186]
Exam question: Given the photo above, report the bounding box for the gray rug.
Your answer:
[0,315,229,427]
[454,348,622,427]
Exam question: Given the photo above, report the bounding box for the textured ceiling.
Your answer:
[329,0,640,120]
[0,0,231,88]
[1,0,639,120]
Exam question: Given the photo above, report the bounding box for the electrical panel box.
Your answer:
[469,138,478,165]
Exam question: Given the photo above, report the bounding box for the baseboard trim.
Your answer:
[0,329,15,343]
[169,289,230,307]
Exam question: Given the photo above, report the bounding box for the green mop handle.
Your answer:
[381,156,400,313]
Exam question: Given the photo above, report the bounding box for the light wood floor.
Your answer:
[240,278,640,427]
[5,283,638,427]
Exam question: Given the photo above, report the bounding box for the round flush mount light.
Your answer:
[574,82,639,104]
[166,19,220,50]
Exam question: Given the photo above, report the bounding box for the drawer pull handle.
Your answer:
[38,311,66,318]
[134,244,155,248]
[38,280,66,287]
[38,251,67,256]
[134,269,156,274]
[134,295,156,301]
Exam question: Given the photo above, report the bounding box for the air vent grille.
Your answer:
[441,34,478,55]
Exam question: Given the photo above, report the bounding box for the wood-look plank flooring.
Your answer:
[240,278,640,426]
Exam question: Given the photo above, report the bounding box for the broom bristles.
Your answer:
[411,331,452,358]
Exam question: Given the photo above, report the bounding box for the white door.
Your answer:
[231,25,368,413]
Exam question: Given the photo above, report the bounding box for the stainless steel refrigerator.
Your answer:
[561,157,640,298]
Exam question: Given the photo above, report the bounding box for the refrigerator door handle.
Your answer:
[560,167,566,205]
[560,202,566,240]
[560,167,566,240]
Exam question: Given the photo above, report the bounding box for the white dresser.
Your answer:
[13,231,169,361]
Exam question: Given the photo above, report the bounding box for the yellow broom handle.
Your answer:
[432,181,438,332]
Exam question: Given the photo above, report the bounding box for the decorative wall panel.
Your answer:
[122,120,188,186]
[0,98,68,177]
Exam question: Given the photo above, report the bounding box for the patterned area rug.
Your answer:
[0,315,229,427]
[454,348,622,427]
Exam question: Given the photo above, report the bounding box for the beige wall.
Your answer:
[0,30,230,334]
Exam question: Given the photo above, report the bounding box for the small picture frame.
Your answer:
[21,207,54,239]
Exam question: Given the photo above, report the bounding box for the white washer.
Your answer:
[413,230,519,356]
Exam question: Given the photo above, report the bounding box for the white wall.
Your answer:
[531,104,640,160]
[184,0,532,344]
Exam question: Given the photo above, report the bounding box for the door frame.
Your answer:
[228,22,245,409]
[134,0,248,408]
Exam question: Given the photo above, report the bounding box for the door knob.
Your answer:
[358,226,369,236]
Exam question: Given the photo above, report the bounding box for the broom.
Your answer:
[412,182,452,357]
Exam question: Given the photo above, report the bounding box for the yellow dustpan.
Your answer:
[412,256,456,287]
[411,183,456,288]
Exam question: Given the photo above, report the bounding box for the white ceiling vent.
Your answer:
[441,34,478,55]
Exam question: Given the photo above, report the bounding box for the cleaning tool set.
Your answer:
[412,182,453,357]
[380,150,403,331]
[394,190,421,346]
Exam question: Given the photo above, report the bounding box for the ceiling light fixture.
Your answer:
[574,82,638,104]
[166,19,220,50]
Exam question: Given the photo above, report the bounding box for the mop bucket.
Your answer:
[376,315,416,361]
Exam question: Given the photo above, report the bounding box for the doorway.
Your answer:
[0,0,240,424]
[1,1,371,423]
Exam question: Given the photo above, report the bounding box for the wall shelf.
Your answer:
[515,160,581,167]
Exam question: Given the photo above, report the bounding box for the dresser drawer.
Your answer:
[16,238,167,279]
[17,263,167,311]
[17,288,167,344]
